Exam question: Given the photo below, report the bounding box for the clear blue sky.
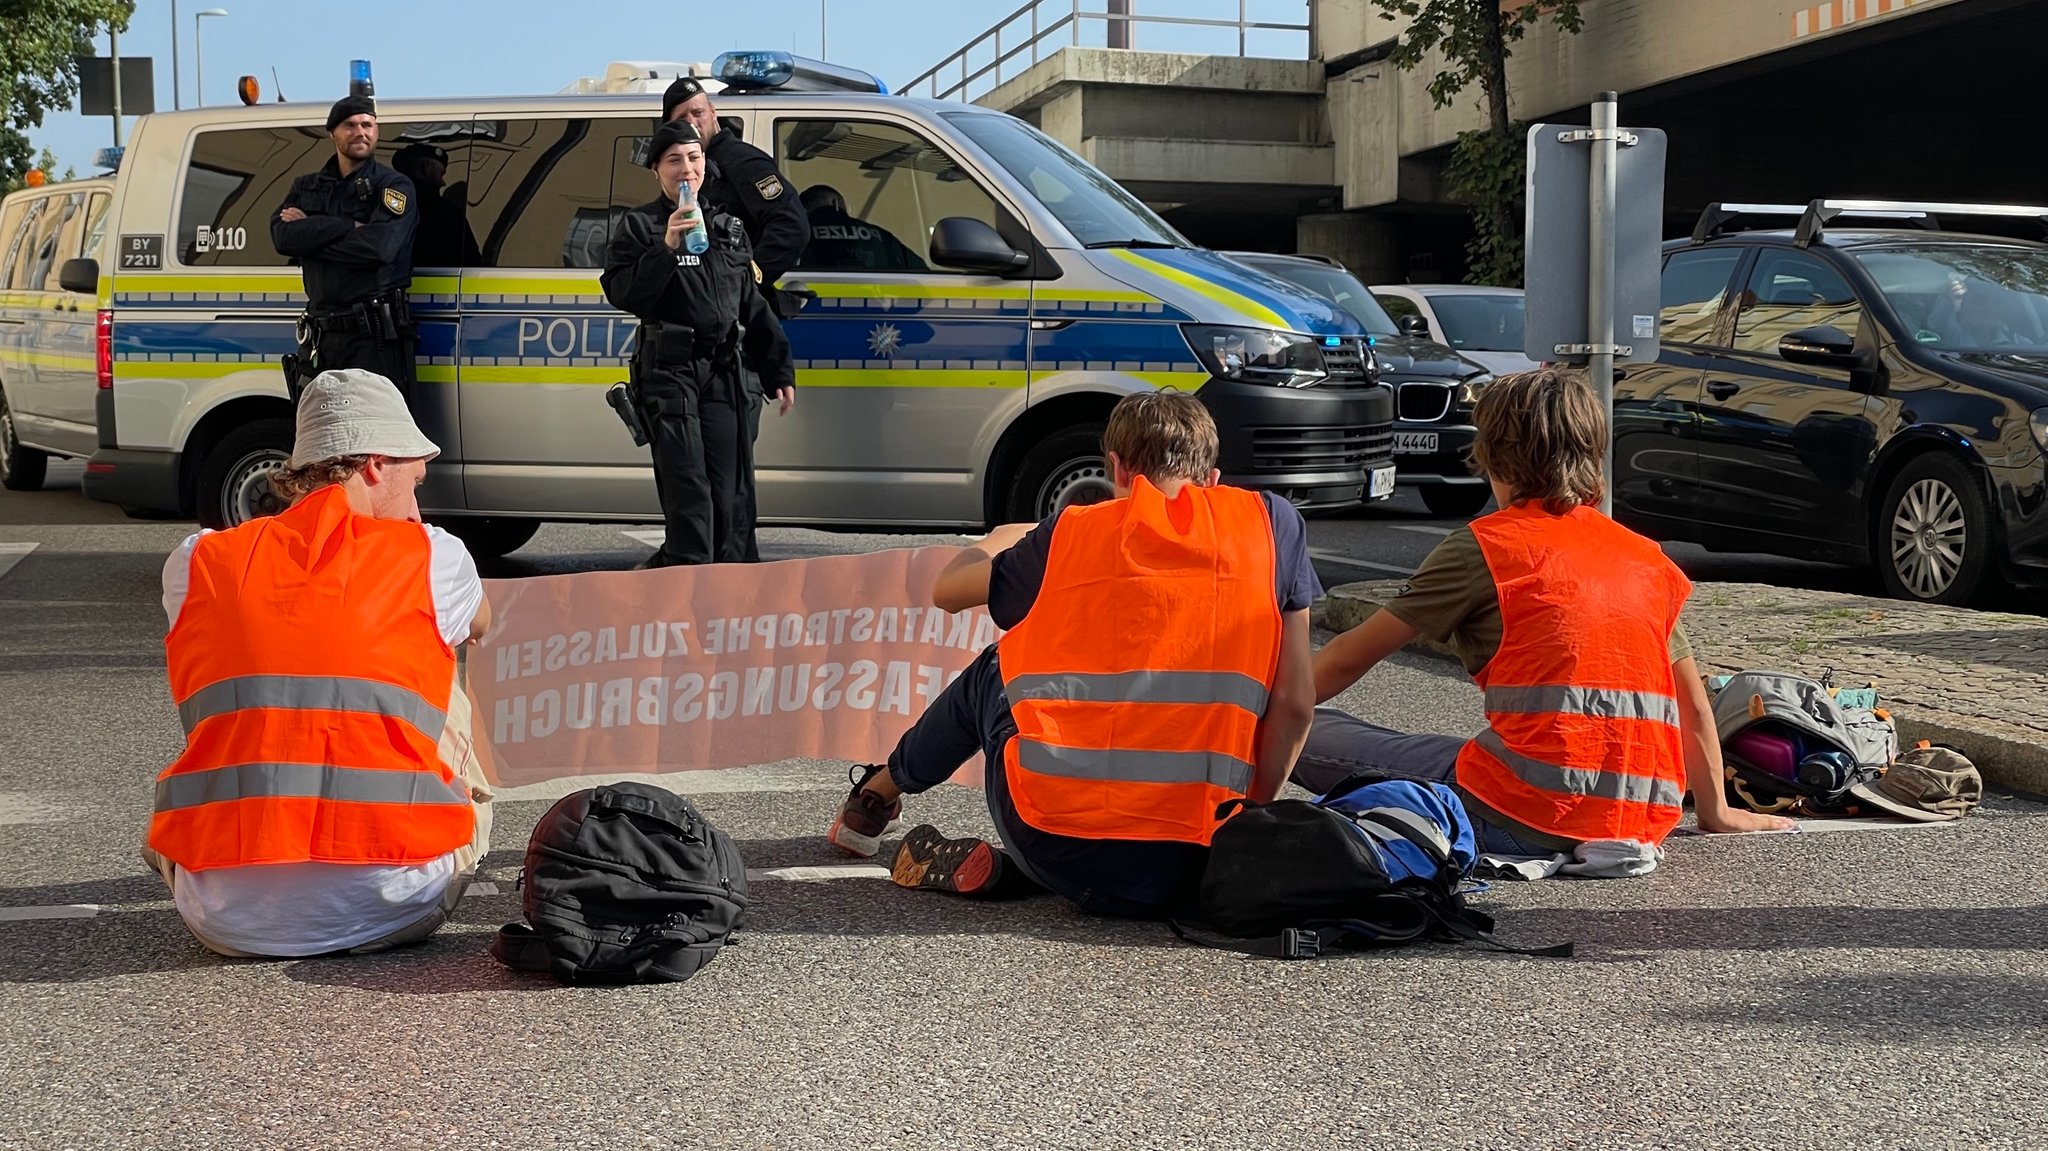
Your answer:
[33,0,1311,176]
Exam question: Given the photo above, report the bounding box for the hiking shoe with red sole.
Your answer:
[890,824,1003,897]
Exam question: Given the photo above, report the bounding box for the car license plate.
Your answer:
[1367,464,1397,500]
[1393,432,1439,455]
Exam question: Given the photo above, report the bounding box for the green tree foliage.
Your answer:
[1368,0,1585,285]
[0,0,135,189]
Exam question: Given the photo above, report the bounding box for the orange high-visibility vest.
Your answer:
[1453,502,1693,844]
[999,478,1281,846]
[149,485,473,872]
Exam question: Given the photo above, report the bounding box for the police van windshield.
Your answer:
[943,111,1186,251]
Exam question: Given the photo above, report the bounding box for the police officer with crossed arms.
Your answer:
[272,95,420,402]
[602,120,796,568]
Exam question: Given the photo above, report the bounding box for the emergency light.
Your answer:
[93,146,124,171]
[714,51,886,94]
[350,59,374,98]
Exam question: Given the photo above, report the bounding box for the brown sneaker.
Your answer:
[825,764,902,857]
[890,824,1003,897]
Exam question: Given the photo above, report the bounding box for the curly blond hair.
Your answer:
[270,455,372,502]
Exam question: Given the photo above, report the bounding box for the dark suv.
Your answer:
[1229,252,1497,517]
[1617,199,2048,605]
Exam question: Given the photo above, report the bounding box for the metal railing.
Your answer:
[902,0,1311,102]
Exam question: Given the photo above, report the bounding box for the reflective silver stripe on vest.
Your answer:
[179,675,448,740]
[1484,684,1679,727]
[1473,730,1684,809]
[1015,738,1254,794]
[1006,670,1269,714]
[154,762,471,813]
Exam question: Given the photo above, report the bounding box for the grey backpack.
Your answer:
[1710,670,1897,813]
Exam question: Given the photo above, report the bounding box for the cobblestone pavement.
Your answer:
[1318,579,2048,794]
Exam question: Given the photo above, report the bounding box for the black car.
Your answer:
[1617,199,2048,605]
[1228,252,1498,517]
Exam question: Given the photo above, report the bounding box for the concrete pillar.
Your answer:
[1296,212,1403,285]
[1037,87,1085,149]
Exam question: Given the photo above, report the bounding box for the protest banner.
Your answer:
[467,547,999,788]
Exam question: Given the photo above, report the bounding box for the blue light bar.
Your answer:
[1323,336,1342,347]
[714,50,886,94]
[349,59,374,98]
[93,146,124,171]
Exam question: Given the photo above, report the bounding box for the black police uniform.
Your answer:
[601,127,796,568]
[272,97,420,401]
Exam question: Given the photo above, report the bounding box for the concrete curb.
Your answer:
[1313,579,2048,797]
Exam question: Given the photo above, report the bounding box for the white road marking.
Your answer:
[462,882,501,898]
[0,905,98,922]
[0,792,78,826]
[0,542,38,582]
[746,864,890,882]
[622,530,664,547]
[1391,524,1455,537]
[1307,548,1414,577]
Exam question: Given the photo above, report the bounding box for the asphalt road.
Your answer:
[3,470,2046,1150]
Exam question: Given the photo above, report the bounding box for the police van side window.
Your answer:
[14,194,70,291]
[0,198,33,290]
[463,118,643,269]
[775,119,998,275]
[176,123,469,267]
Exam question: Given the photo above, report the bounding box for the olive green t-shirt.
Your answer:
[1382,527,1693,677]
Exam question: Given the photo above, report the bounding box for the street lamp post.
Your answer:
[170,0,179,110]
[195,9,228,106]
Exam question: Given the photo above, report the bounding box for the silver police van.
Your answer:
[73,53,1394,554]
[0,175,117,490]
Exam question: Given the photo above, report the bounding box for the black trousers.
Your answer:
[299,325,416,400]
[643,366,757,567]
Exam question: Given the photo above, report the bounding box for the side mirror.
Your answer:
[58,257,99,295]
[1778,325,1864,369]
[1398,313,1429,338]
[930,217,1028,275]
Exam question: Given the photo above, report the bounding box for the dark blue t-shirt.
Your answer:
[986,489,1322,913]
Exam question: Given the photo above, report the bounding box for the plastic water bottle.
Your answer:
[679,182,709,255]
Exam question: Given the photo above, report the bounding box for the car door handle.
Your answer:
[1706,380,1741,399]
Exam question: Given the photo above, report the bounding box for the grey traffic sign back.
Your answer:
[75,56,155,117]
[1523,123,1667,365]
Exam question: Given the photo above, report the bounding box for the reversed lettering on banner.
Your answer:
[470,548,999,787]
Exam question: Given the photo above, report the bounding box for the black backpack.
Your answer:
[1176,781,1572,960]
[489,783,749,984]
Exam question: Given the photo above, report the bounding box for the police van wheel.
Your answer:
[0,389,49,492]
[197,419,293,529]
[1006,424,1112,523]
[432,517,541,559]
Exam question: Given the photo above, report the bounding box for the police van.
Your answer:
[73,52,1395,554]
[0,174,117,490]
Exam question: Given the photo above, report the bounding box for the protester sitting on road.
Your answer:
[1299,368,1795,860]
[825,389,1319,917]
[144,368,495,958]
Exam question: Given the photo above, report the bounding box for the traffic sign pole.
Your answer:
[1587,92,1618,515]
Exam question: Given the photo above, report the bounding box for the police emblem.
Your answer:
[382,187,408,215]
[755,175,784,200]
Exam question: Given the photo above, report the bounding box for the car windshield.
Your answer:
[1426,293,1526,352]
[1240,259,1400,335]
[942,111,1187,249]
[1853,245,2048,354]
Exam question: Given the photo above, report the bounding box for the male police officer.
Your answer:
[272,96,420,402]
[602,120,795,568]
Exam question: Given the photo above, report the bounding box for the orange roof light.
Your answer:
[237,75,261,106]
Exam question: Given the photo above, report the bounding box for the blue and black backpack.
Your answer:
[1176,774,1571,959]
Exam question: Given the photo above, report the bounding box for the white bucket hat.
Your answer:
[289,368,440,467]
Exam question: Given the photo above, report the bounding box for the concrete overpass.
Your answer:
[948,0,2047,283]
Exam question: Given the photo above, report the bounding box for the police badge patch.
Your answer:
[755,175,784,200]
[382,187,408,215]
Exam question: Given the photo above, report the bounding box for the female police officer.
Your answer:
[602,120,795,568]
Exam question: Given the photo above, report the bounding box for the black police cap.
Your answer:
[645,120,705,169]
[326,95,376,131]
[662,76,706,118]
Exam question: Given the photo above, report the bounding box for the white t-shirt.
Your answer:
[161,520,484,957]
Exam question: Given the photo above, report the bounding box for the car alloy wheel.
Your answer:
[1888,477,1968,601]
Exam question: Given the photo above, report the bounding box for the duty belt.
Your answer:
[302,290,413,340]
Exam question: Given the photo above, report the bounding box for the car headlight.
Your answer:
[1455,373,1494,407]
[2031,407,2048,453]
[1183,325,1327,388]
